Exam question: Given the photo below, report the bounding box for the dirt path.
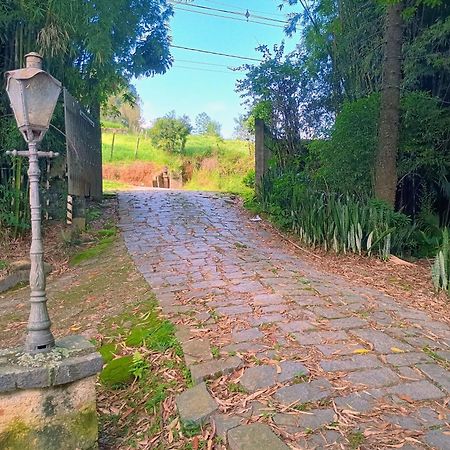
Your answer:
[119,189,450,450]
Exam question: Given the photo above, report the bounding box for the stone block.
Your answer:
[320,355,382,372]
[176,382,218,427]
[54,352,104,386]
[351,329,413,353]
[295,331,348,346]
[0,376,98,450]
[240,361,309,392]
[232,328,264,343]
[211,413,241,443]
[274,409,335,431]
[424,430,450,450]
[190,356,243,384]
[345,367,401,388]
[417,364,450,394]
[327,317,367,330]
[227,423,289,450]
[278,320,315,333]
[217,305,253,316]
[274,378,333,405]
[385,352,432,367]
[182,339,212,366]
[387,380,445,401]
[249,314,284,326]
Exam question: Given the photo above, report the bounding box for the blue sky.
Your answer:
[134,0,299,138]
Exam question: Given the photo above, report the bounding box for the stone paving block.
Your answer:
[382,414,422,430]
[232,327,264,343]
[414,407,449,428]
[252,293,284,305]
[240,361,309,392]
[229,281,265,294]
[317,343,367,357]
[182,339,212,366]
[345,367,401,388]
[175,325,192,344]
[351,329,414,353]
[297,409,336,430]
[385,352,432,367]
[227,423,289,450]
[261,304,287,314]
[327,317,367,330]
[295,330,348,346]
[312,307,348,319]
[387,380,445,401]
[290,295,326,307]
[417,363,450,394]
[278,320,315,333]
[274,378,333,405]
[211,413,241,443]
[249,313,284,326]
[222,342,266,354]
[334,391,379,413]
[216,305,253,316]
[320,354,382,372]
[190,356,243,384]
[423,430,450,450]
[176,382,218,427]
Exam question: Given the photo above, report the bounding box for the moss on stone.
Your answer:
[0,407,98,450]
[98,343,117,363]
[99,355,133,387]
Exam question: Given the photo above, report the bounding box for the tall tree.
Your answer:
[374,1,403,206]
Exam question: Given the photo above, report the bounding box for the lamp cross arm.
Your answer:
[6,149,60,158]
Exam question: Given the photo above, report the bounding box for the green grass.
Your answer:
[70,228,117,265]
[103,179,132,192]
[101,120,127,129]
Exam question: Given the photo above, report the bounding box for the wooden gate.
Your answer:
[64,89,102,200]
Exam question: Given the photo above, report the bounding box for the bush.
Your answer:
[149,114,192,153]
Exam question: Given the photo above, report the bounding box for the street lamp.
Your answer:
[5,52,62,353]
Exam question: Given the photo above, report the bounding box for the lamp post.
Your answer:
[5,52,62,353]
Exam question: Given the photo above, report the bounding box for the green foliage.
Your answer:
[150,113,192,153]
[99,355,134,387]
[70,235,116,265]
[130,351,149,380]
[195,112,222,137]
[432,228,450,295]
[261,169,413,259]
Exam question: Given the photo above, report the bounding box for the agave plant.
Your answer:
[432,228,449,295]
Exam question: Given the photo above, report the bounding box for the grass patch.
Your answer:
[70,234,116,265]
[103,179,132,192]
[0,260,8,271]
[348,430,365,449]
[98,297,193,447]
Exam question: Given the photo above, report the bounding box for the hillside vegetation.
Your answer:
[102,132,254,195]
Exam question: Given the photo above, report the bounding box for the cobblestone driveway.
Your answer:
[119,190,449,450]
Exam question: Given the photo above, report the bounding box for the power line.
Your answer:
[170,0,287,24]
[170,44,261,62]
[173,64,238,74]
[195,0,286,19]
[176,58,239,68]
[172,5,285,28]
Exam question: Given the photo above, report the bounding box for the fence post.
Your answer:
[134,136,140,159]
[255,119,269,196]
[110,132,116,162]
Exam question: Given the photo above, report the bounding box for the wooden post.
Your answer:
[110,132,116,162]
[255,119,269,196]
[135,136,140,159]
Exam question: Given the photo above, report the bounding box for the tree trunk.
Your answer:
[374,1,403,207]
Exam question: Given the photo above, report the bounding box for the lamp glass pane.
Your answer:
[24,73,61,130]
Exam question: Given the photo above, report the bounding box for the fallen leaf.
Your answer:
[397,394,414,403]
[353,348,370,354]
[391,347,405,353]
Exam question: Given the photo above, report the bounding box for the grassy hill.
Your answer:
[102,132,254,195]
